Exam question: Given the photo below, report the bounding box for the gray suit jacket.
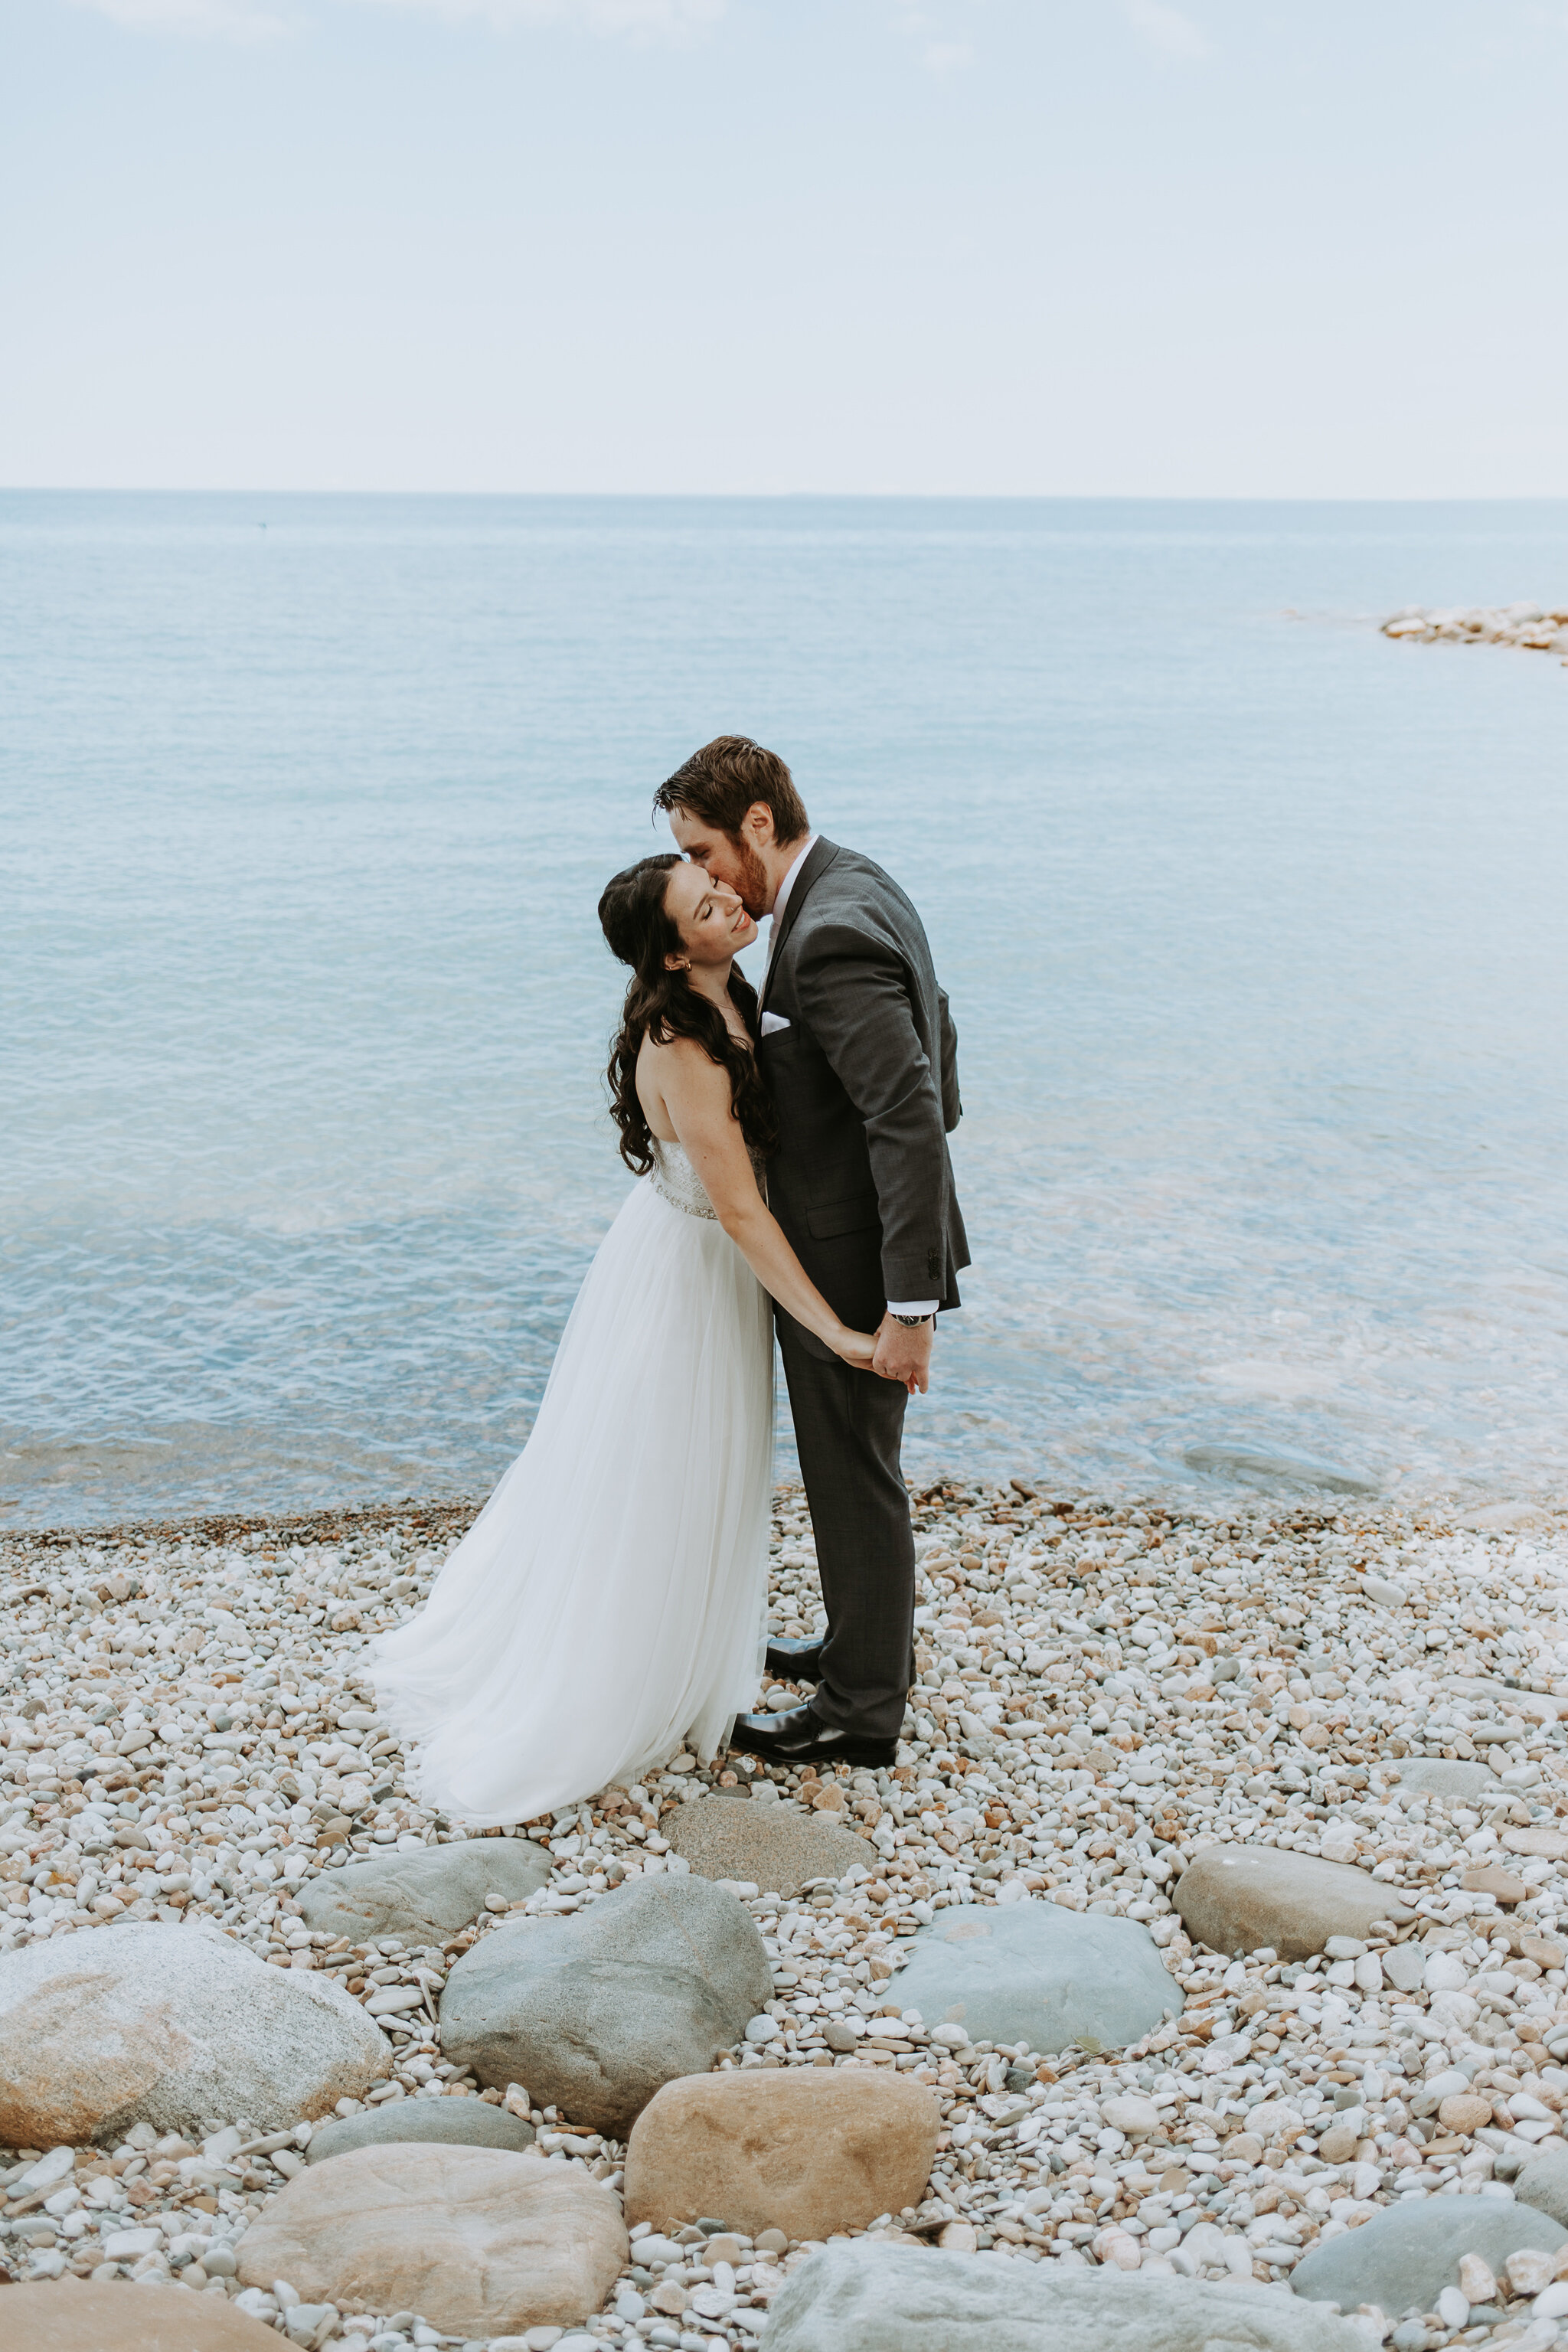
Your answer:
[760,838,969,1357]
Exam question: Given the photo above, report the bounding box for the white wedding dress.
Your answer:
[370,1140,774,1826]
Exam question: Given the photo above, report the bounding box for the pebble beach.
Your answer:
[5,1478,1568,2352]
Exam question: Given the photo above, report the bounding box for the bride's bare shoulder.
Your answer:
[640,1031,726,1076]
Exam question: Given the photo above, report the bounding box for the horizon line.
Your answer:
[5,485,1568,506]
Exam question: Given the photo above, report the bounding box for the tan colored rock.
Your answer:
[623,2066,939,2240]
[2,2281,283,2350]
[235,2141,626,2336]
[1440,2094,1496,2136]
[1221,2132,1264,2164]
[1459,2253,1498,2303]
[1504,1828,1568,1863]
[1317,2123,1360,2164]
[1507,2248,1557,2295]
[1173,1845,1413,1962]
[665,1795,870,1897]
[0,1921,390,2146]
[1462,1864,1530,1905]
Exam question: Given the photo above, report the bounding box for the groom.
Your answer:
[655,736,969,1769]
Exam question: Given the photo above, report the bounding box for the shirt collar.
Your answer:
[769,832,818,936]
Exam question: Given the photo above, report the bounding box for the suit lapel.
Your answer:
[761,837,838,1011]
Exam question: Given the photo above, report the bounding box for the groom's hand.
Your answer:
[872,1312,933,1394]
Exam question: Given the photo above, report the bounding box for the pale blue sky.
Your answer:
[5,0,1567,493]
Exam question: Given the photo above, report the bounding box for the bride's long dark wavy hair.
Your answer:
[599,853,779,1176]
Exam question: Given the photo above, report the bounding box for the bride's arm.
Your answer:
[651,1040,876,1367]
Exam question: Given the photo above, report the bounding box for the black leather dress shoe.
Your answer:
[765,1635,822,1681]
[727,1700,897,1770]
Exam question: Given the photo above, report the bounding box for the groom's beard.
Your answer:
[732,836,772,920]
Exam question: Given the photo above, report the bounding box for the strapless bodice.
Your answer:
[648,1138,767,1221]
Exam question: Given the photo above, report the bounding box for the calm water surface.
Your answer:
[5,494,1567,1527]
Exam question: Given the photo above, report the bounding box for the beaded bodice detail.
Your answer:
[648,1138,767,1221]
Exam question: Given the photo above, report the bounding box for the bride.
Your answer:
[370,851,878,1825]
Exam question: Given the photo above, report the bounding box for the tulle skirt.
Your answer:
[369,1176,774,1825]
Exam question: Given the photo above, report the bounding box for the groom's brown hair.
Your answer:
[652,735,810,846]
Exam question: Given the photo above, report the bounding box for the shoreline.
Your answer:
[6,1494,491,1555]
[6,1481,1563,1556]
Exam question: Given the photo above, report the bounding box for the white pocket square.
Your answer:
[760,1013,792,1037]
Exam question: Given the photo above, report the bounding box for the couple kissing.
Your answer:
[371,735,969,1823]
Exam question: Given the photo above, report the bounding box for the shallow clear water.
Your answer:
[5,492,1568,1528]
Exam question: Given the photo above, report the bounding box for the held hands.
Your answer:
[828,1315,935,1391]
[830,1327,879,1370]
[871,1311,933,1395]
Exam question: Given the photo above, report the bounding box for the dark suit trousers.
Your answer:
[776,1317,914,1744]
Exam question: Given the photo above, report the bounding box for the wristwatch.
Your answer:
[891,1312,933,1328]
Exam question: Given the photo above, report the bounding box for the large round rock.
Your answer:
[299,1840,551,1944]
[0,2282,284,2351]
[236,2141,626,2335]
[889,1900,1182,2056]
[625,2066,938,2239]
[1383,1760,1497,1805]
[0,1920,392,2146]
[1175,1845,1413,1962]
[305,2097,536,2164]
[1517,2145,1568,2229]
[762,2241,1371,2352]
[439,1875,772,2136]
[1291,2197,1568,2314]
[668,1795,871,1898]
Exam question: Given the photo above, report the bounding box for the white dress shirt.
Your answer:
[766,831,818,955]
[768,833,937,1322]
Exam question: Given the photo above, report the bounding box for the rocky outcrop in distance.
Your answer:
[1383,603,1568,657]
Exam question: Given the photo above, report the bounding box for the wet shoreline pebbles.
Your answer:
[2,1480,1567,2350]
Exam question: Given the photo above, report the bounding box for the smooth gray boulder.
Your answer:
[1385,1759,1497,1804]
[299,1841,551,1944]
[888,1900,1181,2056]
[668,1795,871,1897]
[439,1875,772,2137]
[306,2099,536,2164]
[1175,1846,1413,1962]
[762,2241,1370,2352]
[1517,2145,1568,2230]
[1291,2197,1567,2314]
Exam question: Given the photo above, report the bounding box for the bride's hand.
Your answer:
[830,1326,878,1369]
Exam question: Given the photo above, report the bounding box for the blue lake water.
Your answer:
[4,492,1568,1528]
